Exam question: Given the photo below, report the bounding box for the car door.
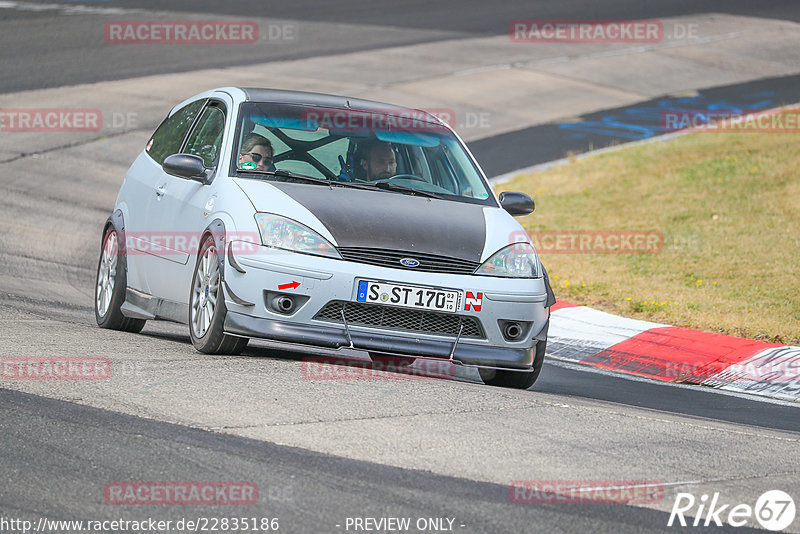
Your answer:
[144,100,228,304]
[124,98,205,293]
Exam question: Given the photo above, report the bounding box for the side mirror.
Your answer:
[499,191,535,216]
[163,154,209,182]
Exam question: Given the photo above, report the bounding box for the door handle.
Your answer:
[155,185,166,197]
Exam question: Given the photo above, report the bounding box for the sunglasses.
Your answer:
[245,152,273,164]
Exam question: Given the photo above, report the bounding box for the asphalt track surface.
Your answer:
[1,0,800,93]
[2,1,800,533]
[470,73,800,176]
[3,387,753,534]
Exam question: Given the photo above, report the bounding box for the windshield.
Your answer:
[231,102,495,204]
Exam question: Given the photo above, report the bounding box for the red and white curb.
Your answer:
[548,301,800,402]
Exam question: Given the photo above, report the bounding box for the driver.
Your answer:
[360,140,396,181]
[238,133,274,172]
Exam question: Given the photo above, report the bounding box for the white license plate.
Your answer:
[356,280,460,313]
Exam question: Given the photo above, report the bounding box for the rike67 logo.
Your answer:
[669,490,796,531]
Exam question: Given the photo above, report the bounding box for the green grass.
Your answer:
[501,115,800,344]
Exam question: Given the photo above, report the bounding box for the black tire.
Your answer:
[94,226,146,333]
[479,323,548,389]
[188,235,248,355]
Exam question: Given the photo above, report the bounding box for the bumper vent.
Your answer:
[314,300,485,339]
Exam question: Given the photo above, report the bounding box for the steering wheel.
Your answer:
[386,174,427,183]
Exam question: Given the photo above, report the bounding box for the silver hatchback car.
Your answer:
[94,87,555,388]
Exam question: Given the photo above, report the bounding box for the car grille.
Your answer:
[337,247,480,275]
[314,300,485,339]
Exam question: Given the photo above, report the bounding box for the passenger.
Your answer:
[238,133,274,171]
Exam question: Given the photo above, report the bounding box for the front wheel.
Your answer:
[189,236,248,355]
[479,329,547,389]
[95,226,146,333]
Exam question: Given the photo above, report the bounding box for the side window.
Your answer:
[146,100,204,165]
[184,104,226,168]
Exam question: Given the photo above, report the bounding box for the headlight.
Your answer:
[254,213,341,259]
[474,243,540,278]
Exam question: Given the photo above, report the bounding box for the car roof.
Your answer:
[239,87,440,123]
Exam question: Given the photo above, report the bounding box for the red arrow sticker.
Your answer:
[278,281,301,290]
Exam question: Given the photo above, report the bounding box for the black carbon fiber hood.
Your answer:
[269,182,487,262]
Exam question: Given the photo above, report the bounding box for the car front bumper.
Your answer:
[223,243,549,370]
[224,310,542,370]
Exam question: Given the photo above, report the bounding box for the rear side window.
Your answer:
[146,100,205,164]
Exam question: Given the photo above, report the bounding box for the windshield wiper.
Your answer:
[240,168,334,185]
[240,169,382,191]
[371,181,441,199]
[239,170,440,198]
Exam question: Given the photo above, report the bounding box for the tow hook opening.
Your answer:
[498,320,532,342]
[264,291,309,315]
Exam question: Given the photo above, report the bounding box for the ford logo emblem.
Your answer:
[400,258,420,267]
